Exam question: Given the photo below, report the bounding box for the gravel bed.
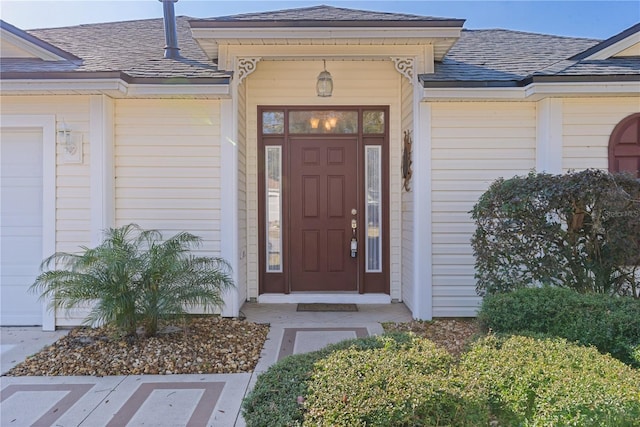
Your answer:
[4,317,269,376]
[5,317,479,377]
[383,318,482,357]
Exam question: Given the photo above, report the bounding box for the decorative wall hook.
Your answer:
[402,130,413,192]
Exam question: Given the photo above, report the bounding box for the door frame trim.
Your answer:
[257,106,390,295]
[1,115,56,330]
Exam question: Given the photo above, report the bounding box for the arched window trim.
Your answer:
[608,112,640,176]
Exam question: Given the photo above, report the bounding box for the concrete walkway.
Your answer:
[1,303,412,426]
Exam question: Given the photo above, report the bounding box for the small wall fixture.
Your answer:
[316,60,333,97]
[57,121,82,163]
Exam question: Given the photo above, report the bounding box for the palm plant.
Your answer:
[31,224,233,338]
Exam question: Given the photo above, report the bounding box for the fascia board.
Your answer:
[0,79,230,98]
[422,81,640,101]
[0,28,74,61]
[191,26,461,40]
[0,78,128,94]
[422,87,526,101]
[583,32,640,60]
[125,83,230,98]
[524,81,640,97]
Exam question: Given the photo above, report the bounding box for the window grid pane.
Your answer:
[363,110,385,134]
[266,146,282,272]
[289,111,358,134]
[262,112,284,134]
[365,146,382,272]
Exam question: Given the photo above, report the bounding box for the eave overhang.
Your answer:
[190,24,464,62]
[189,18,465,28]
[0,72,231,98]
[421,75,640,101]
[0,19,80,61]
[570,23,640,60]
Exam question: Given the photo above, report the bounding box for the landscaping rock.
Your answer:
[4,316,269,376]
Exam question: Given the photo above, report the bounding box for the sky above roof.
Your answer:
[1,1,638,40]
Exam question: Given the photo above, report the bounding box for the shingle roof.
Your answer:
[194,5,460,24]
[422,29,600,85]
[1,17,229,81]
[1,7,638,86]
[549,59,640,76]
[421,28,640,86]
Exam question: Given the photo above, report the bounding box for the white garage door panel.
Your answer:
[1,128,44,325]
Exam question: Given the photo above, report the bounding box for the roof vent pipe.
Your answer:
[160,0,180,59]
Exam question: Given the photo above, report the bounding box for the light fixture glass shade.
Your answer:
[316,70,333,97]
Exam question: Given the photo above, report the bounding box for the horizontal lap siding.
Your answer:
[238,83,248,302]
[246,60,402,299]
[563,98,640,172]
[114,99,221,255]
[400,78,413,309]
[430,102,536,317]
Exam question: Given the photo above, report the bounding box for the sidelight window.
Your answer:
[265,146,282,272]
[365,146,382,272]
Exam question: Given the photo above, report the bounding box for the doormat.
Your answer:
[297,303,358,312]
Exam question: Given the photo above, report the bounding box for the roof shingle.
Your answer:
[5,17,229,80]
[422,29,600,84]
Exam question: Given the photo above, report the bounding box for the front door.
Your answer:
[259,107,389,295]
[290,137,358,291]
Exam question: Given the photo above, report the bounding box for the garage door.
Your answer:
[1,128,44,325]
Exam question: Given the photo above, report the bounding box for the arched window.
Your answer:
[609,113,640,177]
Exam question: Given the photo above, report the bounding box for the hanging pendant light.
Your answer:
[316,60,333,97]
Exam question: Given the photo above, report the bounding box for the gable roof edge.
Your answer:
[570,22,640,60]
[0,20,81,61]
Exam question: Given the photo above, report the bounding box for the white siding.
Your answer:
[400,77,414,309]
[245,60,402,299]
[237,83,248,302]
[114,99,222,255]
[563,98,640,172]
[430,102,537,317]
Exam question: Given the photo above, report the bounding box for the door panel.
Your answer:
[290,138,358,291]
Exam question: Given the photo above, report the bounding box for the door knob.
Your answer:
[351,208,357,215]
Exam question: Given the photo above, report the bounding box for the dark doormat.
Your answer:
[297,303,358,312]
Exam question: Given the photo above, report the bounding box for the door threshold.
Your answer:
[257,293,391,304]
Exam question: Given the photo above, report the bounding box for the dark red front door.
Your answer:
[289,137,358,291]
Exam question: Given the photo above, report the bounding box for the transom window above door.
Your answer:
[262,110,385,135]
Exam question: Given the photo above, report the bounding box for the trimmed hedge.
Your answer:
[243,332,640,426]
[459,335,640,426]
[241,334,413,427]
[477,286,640,366]
[304,338,486,426]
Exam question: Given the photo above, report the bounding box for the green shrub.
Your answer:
[31,224,233,338]
[471,169,640,297]
[242,334,414,427]
[478,286,640,366]
[459,335,640,426]
[304,337,487,426]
